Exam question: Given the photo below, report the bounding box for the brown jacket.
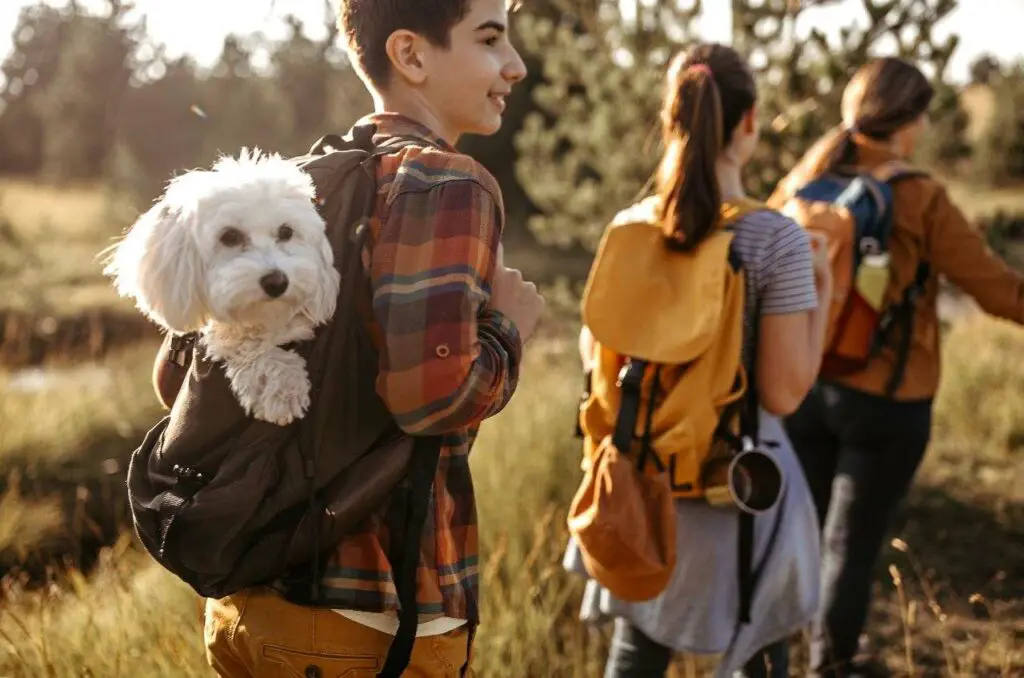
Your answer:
[770,135,1024,401]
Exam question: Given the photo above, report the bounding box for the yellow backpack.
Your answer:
[568,196,782,605]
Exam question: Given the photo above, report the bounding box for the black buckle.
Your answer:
[617,359,646,390]
[171,464,209,493]
[167,333,195,367]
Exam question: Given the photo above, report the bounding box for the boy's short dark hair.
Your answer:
[336,0,473,89]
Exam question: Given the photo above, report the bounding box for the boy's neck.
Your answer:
[372,89,460,147]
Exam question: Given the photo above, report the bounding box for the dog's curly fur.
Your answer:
[104,149,340,426]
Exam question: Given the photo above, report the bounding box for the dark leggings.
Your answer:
[784,381,932,677]
[604,619,789,678]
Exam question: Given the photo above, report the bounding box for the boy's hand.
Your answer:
[492,244,545,343]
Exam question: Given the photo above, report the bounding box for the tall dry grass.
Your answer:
[1,289,1022,673]
[0,336,610,677]
[0,179,135,317]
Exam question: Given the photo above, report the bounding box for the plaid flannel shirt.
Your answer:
[316,113,522,621]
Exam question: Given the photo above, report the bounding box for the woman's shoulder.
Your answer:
[731,205,808,244]
[885,168,957,237]
[887,167,948,206]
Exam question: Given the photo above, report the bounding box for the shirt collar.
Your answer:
[356,112,457,152]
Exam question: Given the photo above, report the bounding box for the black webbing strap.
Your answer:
[613,359,667,474]
[882,261,930,397]
[377,435,443,678]
[737,295,763,625]
[636,365,664,474]
[612,359,647,458]
[870,167,930,398]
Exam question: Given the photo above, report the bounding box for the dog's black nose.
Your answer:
[260,270,289,298]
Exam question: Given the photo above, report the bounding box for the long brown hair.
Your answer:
[791,57,934,182]
[656,43,757,252]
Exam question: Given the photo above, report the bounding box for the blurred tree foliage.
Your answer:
[513,0,969,252]
[972,63,1024,187]
[0,0,369,205]
[1,0,1022,250]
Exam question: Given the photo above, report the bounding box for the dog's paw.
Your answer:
[225,348,311,426]
[247,349,311,426]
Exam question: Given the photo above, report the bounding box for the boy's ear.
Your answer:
[385,30,428,86]
[744,105,759,134]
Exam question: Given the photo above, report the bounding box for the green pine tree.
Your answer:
[514,0,963,254]
[513,1,703,252]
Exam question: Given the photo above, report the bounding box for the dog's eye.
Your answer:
[219,228,245,248]
[277,224,294,242]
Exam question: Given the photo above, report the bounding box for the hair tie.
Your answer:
[688,63,714,79]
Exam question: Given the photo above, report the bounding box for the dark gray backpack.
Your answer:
[127,124,438,677]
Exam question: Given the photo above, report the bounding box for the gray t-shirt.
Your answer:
[563,208,822,676]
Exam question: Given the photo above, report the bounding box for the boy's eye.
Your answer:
[484,35,499,46]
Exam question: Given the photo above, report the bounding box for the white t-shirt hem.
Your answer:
[335,610,468,637]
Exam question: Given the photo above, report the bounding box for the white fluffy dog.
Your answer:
[104,149,340,426]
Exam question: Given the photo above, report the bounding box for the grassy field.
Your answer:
[0,177,1022,676]
[1,318,1022,676]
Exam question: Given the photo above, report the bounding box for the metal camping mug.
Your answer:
[703,439,783,514]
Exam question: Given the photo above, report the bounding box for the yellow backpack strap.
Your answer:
[720,197,769,228]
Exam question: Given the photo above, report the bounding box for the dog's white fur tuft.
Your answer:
[103,148,341,425]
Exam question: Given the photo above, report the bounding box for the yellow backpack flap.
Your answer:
[578,196,765,500]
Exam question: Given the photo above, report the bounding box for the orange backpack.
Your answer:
[773,161,929,394]
[568,197,782,606]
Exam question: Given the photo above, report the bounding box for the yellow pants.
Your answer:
[204,587,475,677]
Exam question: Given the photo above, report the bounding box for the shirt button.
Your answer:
[304,666,322,678]
[435,344,451,358]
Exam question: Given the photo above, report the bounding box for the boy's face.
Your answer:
[416,0,527,139]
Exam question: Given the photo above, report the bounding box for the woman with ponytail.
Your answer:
[770,57,1024,678]
[565,43,833,678]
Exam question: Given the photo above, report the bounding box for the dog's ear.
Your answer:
[104,199,209,333]
[302,236,340,326]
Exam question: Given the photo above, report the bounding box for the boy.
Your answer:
[203,1,541,676]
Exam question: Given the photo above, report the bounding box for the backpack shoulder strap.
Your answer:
[720,197,769,228]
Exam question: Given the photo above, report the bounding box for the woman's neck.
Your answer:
[715,159,746,202]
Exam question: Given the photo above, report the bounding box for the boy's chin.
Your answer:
[463,115,503,137]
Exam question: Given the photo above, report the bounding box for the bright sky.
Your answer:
[0,0,1021,83]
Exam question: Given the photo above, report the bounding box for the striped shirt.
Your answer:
[729,207,819,318]
[315,113,522,622]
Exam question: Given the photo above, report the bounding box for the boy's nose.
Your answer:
[504,47,528,85]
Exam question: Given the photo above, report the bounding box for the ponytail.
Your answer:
[796,123,859,182]
[657,65,724,252]
[786,57,935,186]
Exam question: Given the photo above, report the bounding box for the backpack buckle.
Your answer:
[616,360,646,390]
[859,237,882,255]
[171,464,209,492]
[167,333,195,367]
